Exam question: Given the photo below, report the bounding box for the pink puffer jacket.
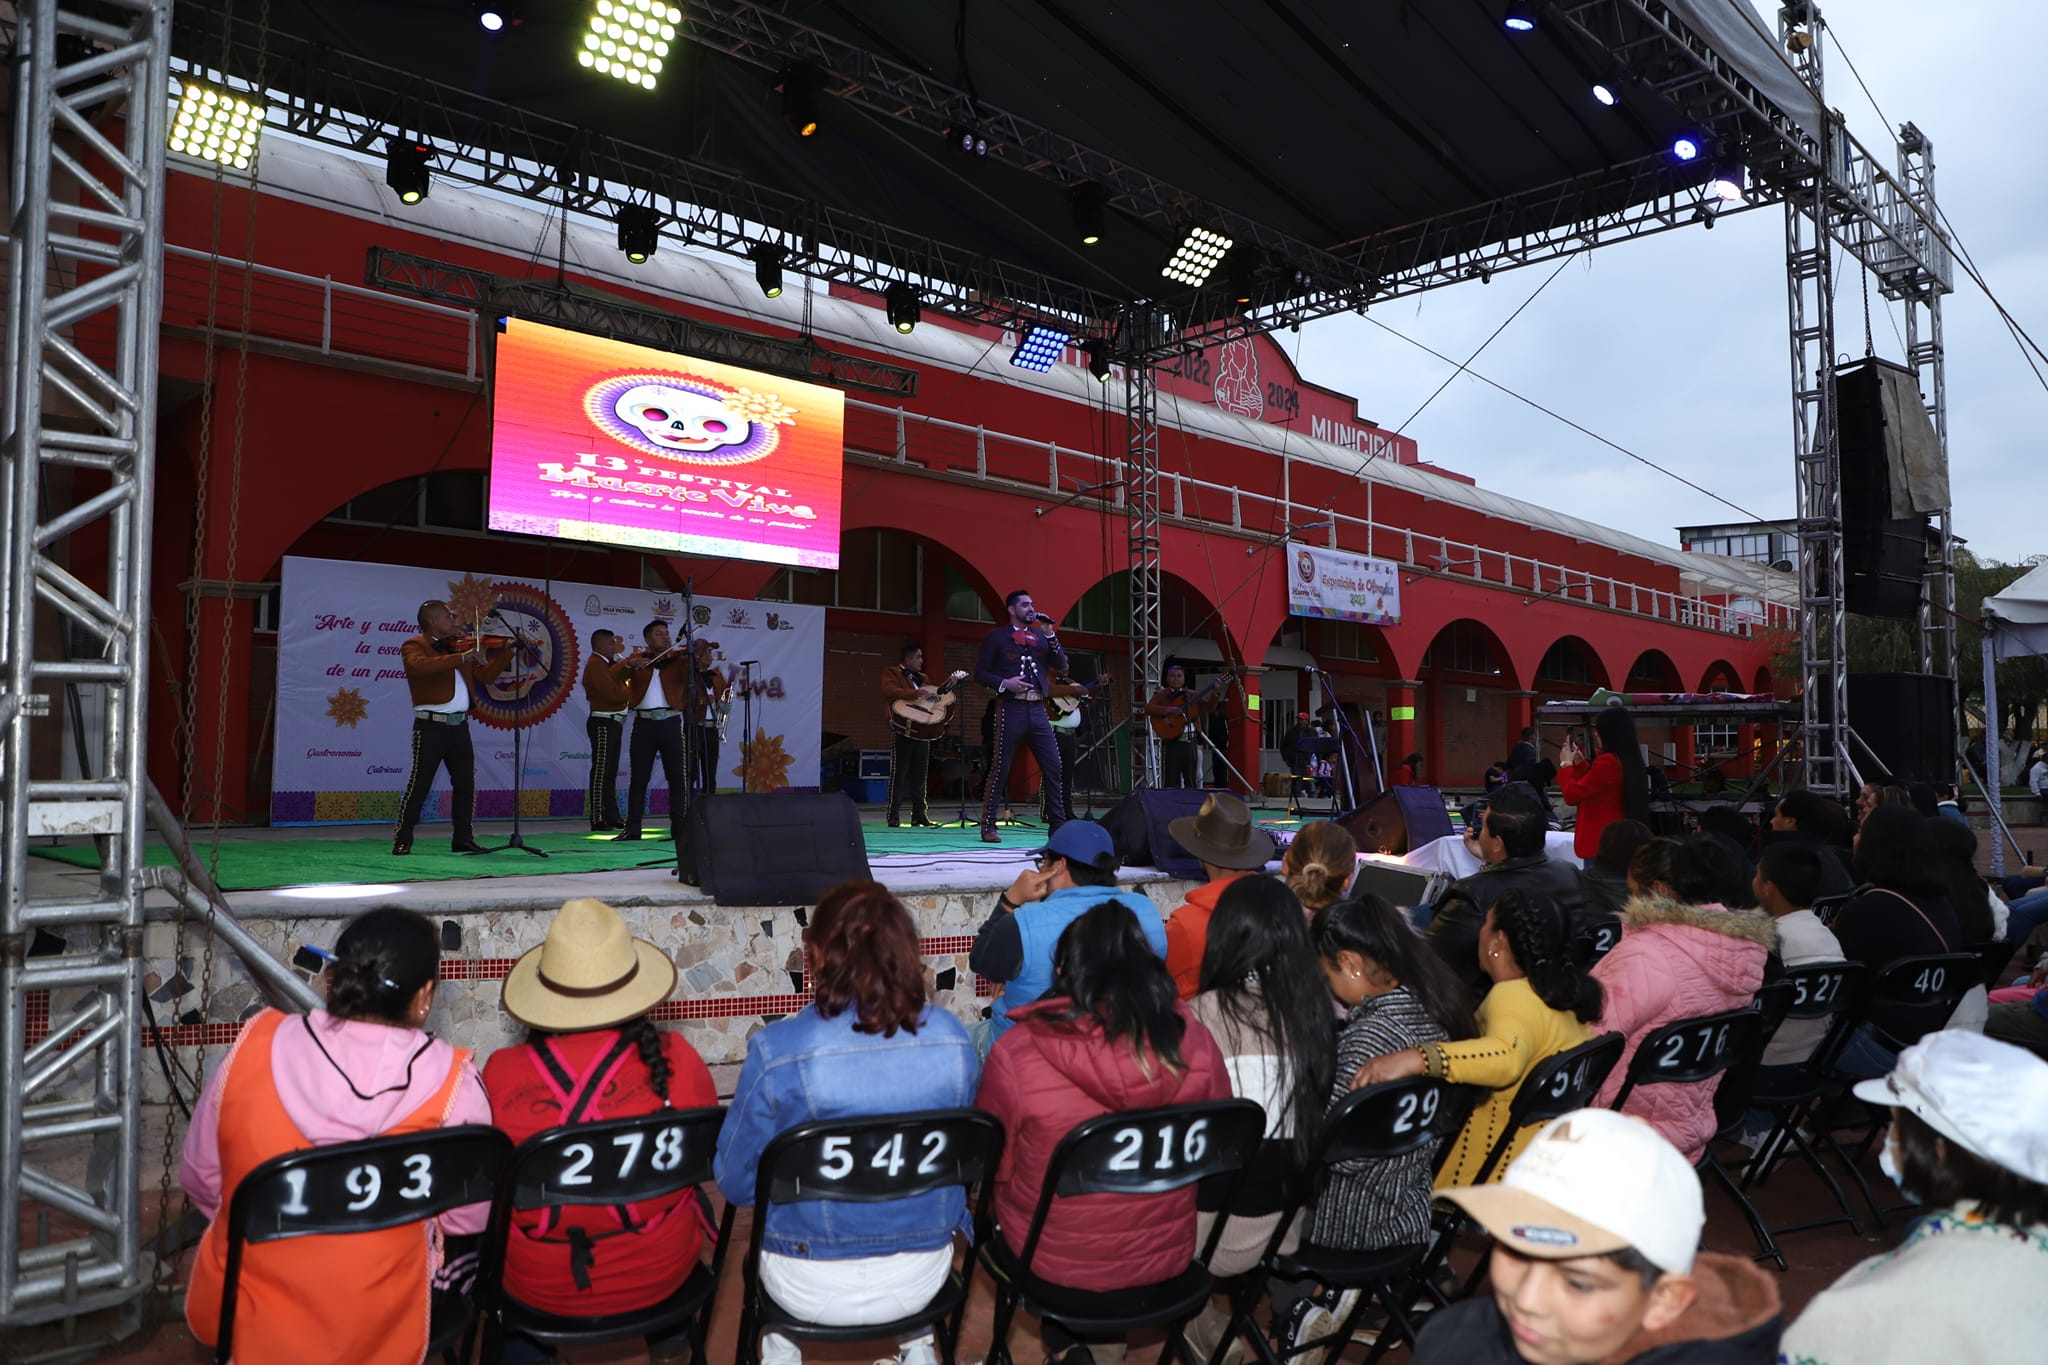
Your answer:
[1590,896,1776,1160]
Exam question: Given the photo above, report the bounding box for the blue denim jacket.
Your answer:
[712,1002,981,1259]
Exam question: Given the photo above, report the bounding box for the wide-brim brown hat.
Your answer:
[501,897,677,1032]
[1167,792,1276,870]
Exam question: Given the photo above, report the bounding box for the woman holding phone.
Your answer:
[1559,707,1654,860]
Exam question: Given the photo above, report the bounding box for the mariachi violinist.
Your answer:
[393,599,514,856]
[617,618,693,840]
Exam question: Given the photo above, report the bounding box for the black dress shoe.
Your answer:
[613,831,643,841]
[980,830,1001,844]
[392,839,412,856]
[451,840,487,855]
[886,815,901,828]
[912,818,939,828]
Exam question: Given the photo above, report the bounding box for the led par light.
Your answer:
[885,282,921,334]
[617,204,660,263]
[751,242,785,298]
[1162,227,1232,287]
[385,138,433,206]
[1010,325,1069,373]
[169,81,263,171]
[1080,338,1112,382]
[579,0,679,91]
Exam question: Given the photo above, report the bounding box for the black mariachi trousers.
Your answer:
[888,731,931,821]
[982,696,1064,833]
[624,714,686,834]
[585,713,624,827]
[394,717,475,845]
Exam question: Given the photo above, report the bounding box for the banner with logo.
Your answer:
[1286,545,1402,626]
[272,556,824,825]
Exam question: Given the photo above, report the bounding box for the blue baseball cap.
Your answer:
[1035,820,1117,871]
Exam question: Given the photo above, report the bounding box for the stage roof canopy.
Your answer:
[173,0,1830,331]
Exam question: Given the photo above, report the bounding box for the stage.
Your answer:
[27,808,1320,1078]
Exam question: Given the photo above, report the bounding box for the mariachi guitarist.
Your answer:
[880,642,939,828]
[1145,662,1234,790]
[1041,670,1109,824]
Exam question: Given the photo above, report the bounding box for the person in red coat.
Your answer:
[977,901,1231,1364]
[1559,706,1654,860]
[485,898,716,1364]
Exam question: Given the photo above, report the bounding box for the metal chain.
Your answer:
[1861,262,1875,358]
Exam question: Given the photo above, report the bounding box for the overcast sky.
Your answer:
[1291,0,2044,568]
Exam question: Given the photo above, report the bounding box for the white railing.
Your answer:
[11,236,1783,639]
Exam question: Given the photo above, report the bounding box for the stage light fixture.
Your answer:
[1225,247,1261,306]
[1708,158,1749,204]
[1162,226,1232,287]
[944,124,989,158]
[1080,338,1112,382]
[1010,325,1069,373]
[385,138,432,206]
[1503,3,1538,32]
[1672,134,1703,162]
[885,282,921,334]
[750,243,785,298]
[617,203,660,263]
[477,1,522,30]
[169,81,264,171]
[780,64,824,137]
[579,0,678,91]
[1070,181,1107,246]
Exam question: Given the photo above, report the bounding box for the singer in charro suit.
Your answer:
[974,590,1067,843]
[393,599,514,855]
[618,618,693,840]
[581,629,632,831]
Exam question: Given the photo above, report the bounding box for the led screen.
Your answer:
[488,317,845,569]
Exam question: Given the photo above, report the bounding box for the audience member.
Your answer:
[1933,783,1968,826]
[1926,816,1998,946]
[977,902,1230,1364]
[1506,726,1540,777]
[1392,752,1425,786]
[1752,843,1844,1071]
[2031,746,2048,796]
[486,899,716,1363]
[1351,890,1600,1188]
[1184,877,1337,1361]
[970,821,1167,1051]
[1855,775,1912,824]
[1484,761,1509,793]
[1763,789,1856,901]
[1690,830,1760,910]
[1558,707,1653,861]
[1415,1109,1782,1365]
[1276,896,1480,1356]
[1582,818,1652,918]
[1904,781,1940,819]
[182,907,491,1363]
[1281,820,1357,913]
[1589,839,1773,1159]
[1987,980,2048,1059]
[1778,1032,2048,1362]
[1832,806,1962,1077]
[714,882,981,1365]
[1163,793,1277,997]
[1423,788,1605,1003]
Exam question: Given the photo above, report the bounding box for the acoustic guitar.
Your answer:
[1047,674,1111,731]
[890,670,969,741]
[1148,670,1237,741]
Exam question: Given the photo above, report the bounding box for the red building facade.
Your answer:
[148,137,1784,822]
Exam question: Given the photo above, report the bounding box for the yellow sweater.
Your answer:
[1421,978,1591,1188]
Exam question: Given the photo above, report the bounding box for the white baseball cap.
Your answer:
[1440,1108,1704,1275]
[1852,1029,2048,1185]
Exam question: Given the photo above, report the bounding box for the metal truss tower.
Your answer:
[1894,128,1956,732]
[1123,322,1163,791]
[1,0,170,1332]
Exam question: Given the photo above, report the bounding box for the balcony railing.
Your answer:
[13,235,1788,638]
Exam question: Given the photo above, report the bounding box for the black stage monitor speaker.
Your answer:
[1337,785,1455,856]
[1848,672,1955,784]
[1100,789,1212,878]
[677,792,872,906]
[1836,359,1931,621]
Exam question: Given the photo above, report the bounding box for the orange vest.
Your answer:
[185,1011,471,1364]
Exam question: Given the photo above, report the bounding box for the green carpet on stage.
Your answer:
[29,821,1021,892]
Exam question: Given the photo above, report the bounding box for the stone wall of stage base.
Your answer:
[111,875,1199,1101]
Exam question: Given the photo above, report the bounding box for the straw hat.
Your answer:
[1166,792,1276,870]
[501,898,678,1031]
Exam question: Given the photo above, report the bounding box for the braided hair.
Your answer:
[1492,890,1603,1022]
[615,1015,674,1107]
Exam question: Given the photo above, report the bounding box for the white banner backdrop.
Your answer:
[1285,544,1402,626]
[272,556,824,824]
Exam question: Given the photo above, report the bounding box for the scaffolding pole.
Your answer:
[1,0,170,1334]
[1123,314,1163,791]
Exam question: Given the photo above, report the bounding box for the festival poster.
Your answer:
[1286,545,1402,626]
[272,556,824,825]
[486,318,846,569]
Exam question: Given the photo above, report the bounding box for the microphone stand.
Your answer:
[737,661,757,793]
[472,603,549,858]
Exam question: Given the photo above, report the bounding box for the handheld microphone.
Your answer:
[1034,613,1056,624]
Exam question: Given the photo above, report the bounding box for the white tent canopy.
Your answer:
[1981,558,2048,873]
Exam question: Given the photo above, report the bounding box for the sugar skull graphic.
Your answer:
[583,371,790,466]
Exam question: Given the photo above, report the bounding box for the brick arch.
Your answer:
[1624,648,1684,692]
[1532,633,1612,693]
[1753,663,1775,695]
[1700,657,1743,692]
[1419,617,1521,691]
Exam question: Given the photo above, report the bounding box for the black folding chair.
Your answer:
[1227,1077,1481,1365]
[1821,952,1978,1227]
[1408,1032,1625,1309]
[483,1107,728,1362]
[1737,961,1869,1251]
[1572,917,1624,968]
[212,1124,513,1365]
[1971,938,2019,990]
[729,1108,1004,1365]
[982,1098,1265,1365]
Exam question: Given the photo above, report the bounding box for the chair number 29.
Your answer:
[1391,1089,1440,1135]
